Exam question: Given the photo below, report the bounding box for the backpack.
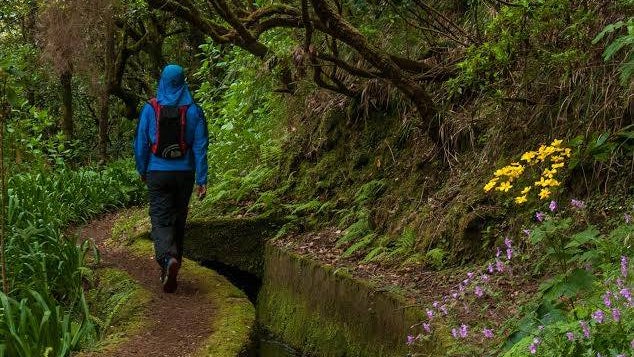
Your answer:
[148,98,189,159]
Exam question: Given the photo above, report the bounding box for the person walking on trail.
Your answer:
[134,64,208,293]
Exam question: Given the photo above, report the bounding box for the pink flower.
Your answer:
[496,260,505,272]
[426,309,434,319]
[506,248,513,260]
[423,323,431,333]
[459,324,468,338]
[535,211,545,222]
[487,264,494,273]
[571,199,585,209]
[566,332,574,341]
[580,321,590,338]
[504,237,512,248]
[603,292,612,308]
[407,335,416,345]
[451,328,459,338]
[483,328,494,338]
[529,338,541,354]
[612,308,621,322]
[592,310,604,323]
[549,200,558,212]
[475,286,484,298]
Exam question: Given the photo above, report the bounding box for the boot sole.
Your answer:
[163,259,180,293]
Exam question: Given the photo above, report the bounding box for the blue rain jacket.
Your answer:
[134,64,209,185]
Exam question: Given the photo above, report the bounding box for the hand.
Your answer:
[197,185,207,200]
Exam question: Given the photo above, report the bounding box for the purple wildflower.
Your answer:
[617,278,624,288]
[487,264,494,274]
[467,271,474,279]
[571,199,585,209]
[439,305,448,315]
[483,328,494,338]
[612,308,621,322]
[459,324,468,338]
[625,213,632,224]
[580,321,590,338]
[523,229,531,236]
[566,332,574,341]
[622,256,629,278]
[592,310,605,323]
[475,286,484,298]
[496,259,505,272]
[529,338,541,354]
[481,274,490,282]
[451,328,459,339]
[504,237,512,248]
[407,335,416,345]
[506,248,513,260]
[452,292,458,299]
[432,301,439,308]
[549,200,558,212]
[496,247,501,258]
[426,309,434,319]
[620,288,632,303]
[423,323,431,333]
[603,292,612,308]
[535,211,545,222]
[529,344,537,354]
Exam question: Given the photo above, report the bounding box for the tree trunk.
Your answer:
[60,70,73,138]
[99,16,116,163]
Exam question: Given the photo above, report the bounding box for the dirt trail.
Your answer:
[76,213,216,357]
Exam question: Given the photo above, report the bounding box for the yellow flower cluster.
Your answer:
[484,139,572,204]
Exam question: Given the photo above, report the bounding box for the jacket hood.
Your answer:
[156,64,194,106]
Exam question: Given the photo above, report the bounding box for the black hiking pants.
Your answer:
[146,170,195,268]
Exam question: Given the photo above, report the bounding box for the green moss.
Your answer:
[257,244,445,357]
[80,268,151,355]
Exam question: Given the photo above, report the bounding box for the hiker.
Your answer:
[134,64,208,293]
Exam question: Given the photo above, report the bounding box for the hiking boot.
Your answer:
[162,257,180,293]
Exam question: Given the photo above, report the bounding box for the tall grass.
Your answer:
[0,160,144,356]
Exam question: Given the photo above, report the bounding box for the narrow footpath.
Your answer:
[76,213,217,357]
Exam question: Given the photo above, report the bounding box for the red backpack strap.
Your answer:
[148,98,160,154]
[178,105,189,153]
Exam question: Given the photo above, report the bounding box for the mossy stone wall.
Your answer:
[257,244,437,357]
[184,217,280,276]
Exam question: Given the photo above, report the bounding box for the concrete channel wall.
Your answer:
[183,217,436,356]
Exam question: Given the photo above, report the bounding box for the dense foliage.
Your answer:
[1,0,633,355]
[0,162,144,356]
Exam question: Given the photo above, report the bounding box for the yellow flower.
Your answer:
[521,186,531,195]
[539,188,551,199]
[551,155,564,163]
[496,181,513,192]
[551,139,563,147]
[552,162,564,169]
[543,168,557,178]
[564,148,572,157]
[515,195,528,204]
[521,151,537,162]
[484,178,498,192]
